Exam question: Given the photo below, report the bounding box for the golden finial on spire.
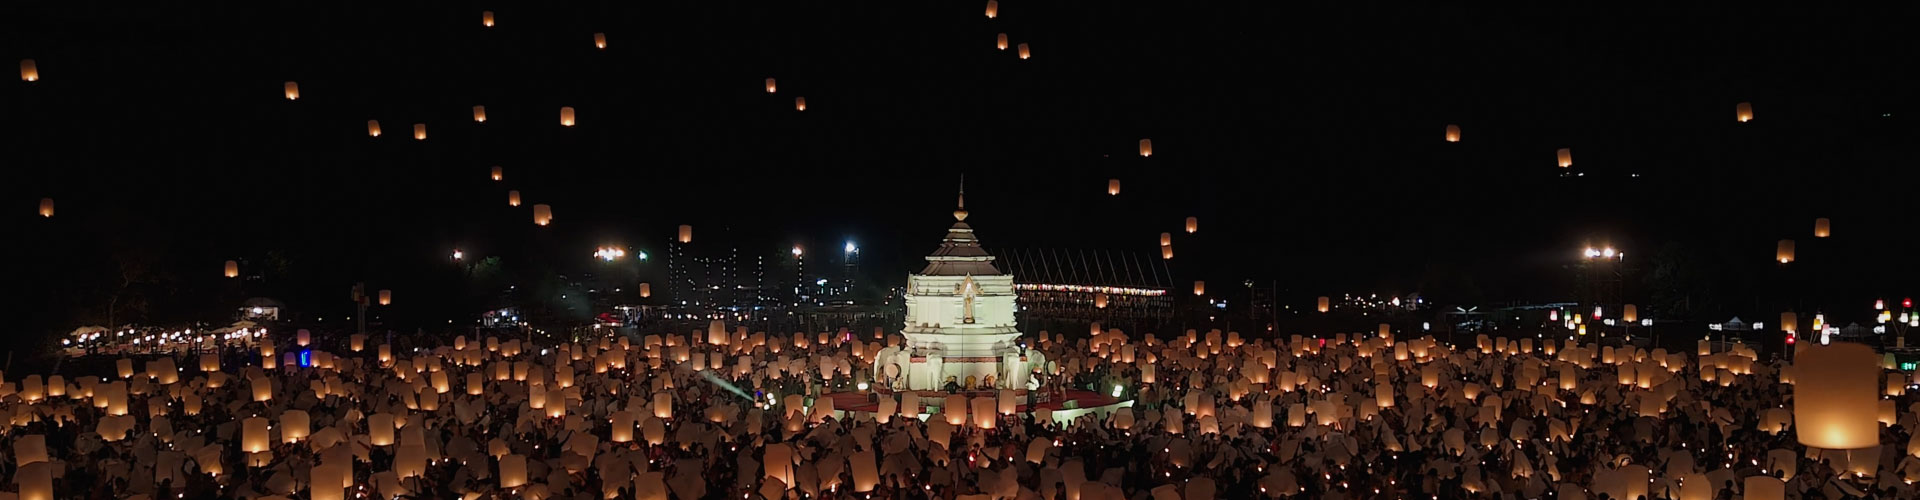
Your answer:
[953,174,969,221]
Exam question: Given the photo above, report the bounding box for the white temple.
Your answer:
[875,183,1041,391]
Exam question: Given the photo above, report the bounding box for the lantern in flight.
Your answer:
[765,78,777,93]
[1445,124,1461,142]
[378,289,392,306]
[1814,218,1830,238]
[1107,179,1120,195]
[472,106,486,123]
[283,82,299,100]
[1776,239,1794,264]
[533,204,553,226]
[984,0,997,18]
[366,120,381,137]
[1556,148,1572,168]
[224,260,239,278]
[1622,304,1638,323]
[997,33,1008,50]
[1317,296,1330,313]
[413,123,427,140]
[1193,281,1205,296]
[1161,246,1173,260]
[1781,312,1799,334]
[39,198,52,217]
[594,33,607,49]
[491,166,503,181]
[507,190,521,207]
[1094,293,1108,308]
[1794,342,1879,449]
[19,59,37,82]
[1139,139,1153,157]
[1017,43,1030,59]
[795,97,806,111]
[640,283,652,298]
[678,225,693,243]
[560,107,576,126]
[1185,217,1198,233]
[482,11,494,27]
[1736,102,1754,123]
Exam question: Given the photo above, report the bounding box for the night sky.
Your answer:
[4,4,1915,337]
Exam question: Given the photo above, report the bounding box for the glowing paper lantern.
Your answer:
[1193,281,1205,296]
[533,204,553,226]
[499,454,528,488]
[481,10,495,27]
[366,120,381,137]
[610,411,635,442]
[1745,477,1785,500]
[16,462,52,500]
[369,413,395,446]
[971,397,997,428]
[560,106,576,126]
[296,328,310,346]
[1139,139,1153,157]
[764,78,777,93]
[1107,178,1120,195]
[413,123,427,140]
[241,417,270,453]
[1162,246,1173,260]
[1622,304,1638,323]
[20,59,38,82]
[472,105,487,123]
[1736,102,1754,123]
[1445,124,1461,142]
[1814,218,1831,238]
[39,198,54,218]
[1781,312,1799,334]
[678,225,693,243]
[507,190,521,207]
[311,463,347,500]
[1317,296,1330,313]
[996,33,1008,50]
[225,260,239,278]
[639,283,652,298]
[281,410,310,443]
[1017,43,1030,59]
[350,333,366,351]
[1776,240,1795,264]
[1094,293,1108,308]
[795,97,807,111]
[378,289,392,305]
[984,0,998,18]
[14,435,48,466]
[1794,342,1879,449]
[1185,217,1198,233]
[653,392,673,419]
[283,81,299,100]
[594,32,607,49]
[1556,148,1572,168]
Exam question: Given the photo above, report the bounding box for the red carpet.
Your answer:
[821,389,1122,413]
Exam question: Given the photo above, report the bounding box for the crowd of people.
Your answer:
[0,323,1911,500]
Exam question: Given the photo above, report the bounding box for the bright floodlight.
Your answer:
[452,250,463,261]
[595,247,626,261]
[792,246,804,257]
[1602,248,1615,258]
[845,241,858,253]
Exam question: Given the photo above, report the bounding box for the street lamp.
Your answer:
[595,247,627,262]
[452,250,463,261]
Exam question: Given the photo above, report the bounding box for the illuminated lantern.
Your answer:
[1794,342,1879,449]
[1622,304,1638,323]
[560,106,576,126]
[1745,477,1785,500]
[1317,296,1330,313]
[225,260,239,278]
[465,372,484,395]
[639,283,652,298]
[545,391,566,418]
[1556,148,1572,168]
[481,10,495,27]
[281,410,309,443]
[1776,240,1794,264]
[241,417,270,453]
[199,353,219,372]
[17,462,51,500]
[1108,178,1120,195]
[471,105,487,123]
[996,33,1008,50]
[1193,281,1205,296]
[413,123,426,140]
[20,59,38,82]
[765,78,777,93]
[610,411,635,443]
[39,198,53,218]
[507,190,521,207]
[1159,232,1172,246]
[378,289,392,305]
[1890,373,1906,397]
[795,97,806,111]
[296,329,310,346]
[653,392,673,419]
[14,435,47,466]
[1161,246,1173,260]
[984,0,998,18]
[1736,102,1754,123]
[311,464,347,500]
[594,32,607,49]
[533,204,553,226]
[1445,124,1461,142]
[367,120,381,137]
[971,397,997,428]
[1017,43,1030,59]
[282,81,299,100]
[1094,293,1108,309]
[499,454,528,488]
[678,224,693,243]
[369,413,395,446]
[1139,139,1153,157]
[1814,218,1831,238]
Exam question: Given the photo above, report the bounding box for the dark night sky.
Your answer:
[3,3,1916,334]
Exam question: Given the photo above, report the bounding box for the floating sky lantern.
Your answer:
[1193,281,1205,296]
[491,166,503,181]
[1814,218,1830,238]
[1795,342,1879,449]
[283,81,299,100]
[224,260,239,278]
[1161,246,1173,260]
[1317,296,1330,313]
[678,224,693,243]
[1622,304,1638,323]
[533,204,553,226]
[639,283,652,298]
[1107,178,1120,195]
[1139,139,1153,157]
[367,120,381,137]
[765,78,776,93]
[985,0,997,18]
[1737,102,1754,123]
[1018,43,1030,59]
[378,289,392,306]
[482,10,494,27]
[1445,124,1461,142]
[413,123,427,140]
[17,462,51,500]
[1185,217,1197,233]
[473,105,487,123]
[507,190,521,207]
[997,33,1008,50]
[20,59,37,82]
[795,97,806,111]
[500,455,528,488]
[594,32,607,49]
[1094,293,1108,308]
[560,106,576,126]
[1781,311,1798,334]
[1159,232,1172,246]
[1556,148,1572,168]
[1776,239,1794,264]
[39,198,53,217]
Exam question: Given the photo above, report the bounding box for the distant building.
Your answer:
[996,248,1174,335]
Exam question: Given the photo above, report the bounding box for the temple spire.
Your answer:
[953,174,969,221]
